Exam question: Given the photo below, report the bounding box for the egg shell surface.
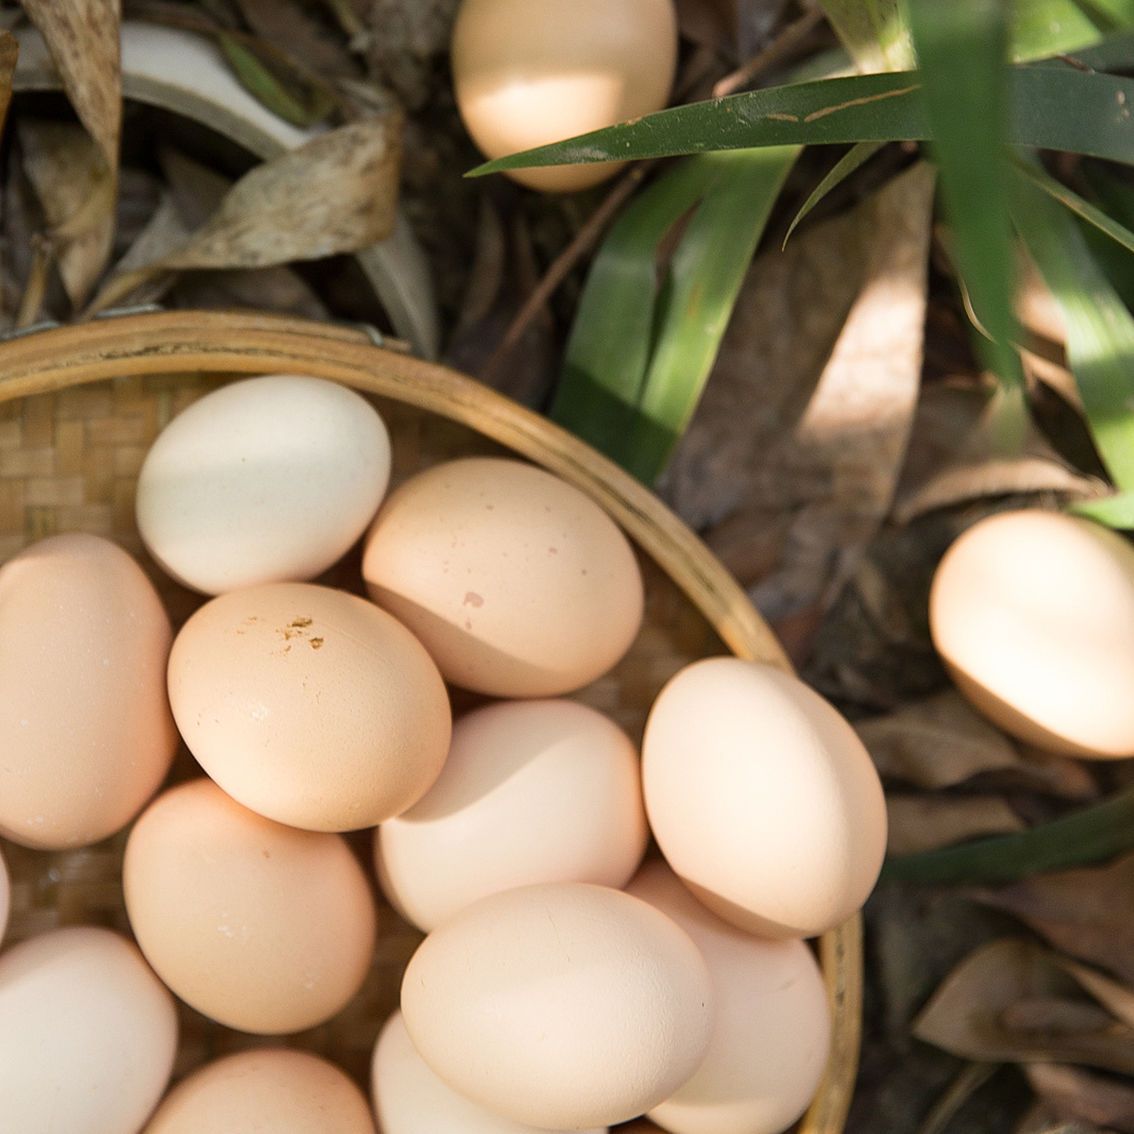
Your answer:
[376,698,648,930]
[372,1011,608,1134]
[930,509,1134,758]
[452,0,677,191]
[145,1049,375,1133]
[136,374,391,595]
[643,657,887,939]
[168,582,451,831]
[0,926,177,1134]
[628,860,832,1134]
[124,778,377,1035]
[401,881,713,1129]
[362,457,644,696]
[0,533,178,849]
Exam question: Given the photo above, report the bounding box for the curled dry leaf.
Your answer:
[89,117,402,314]
[19,0,121,302]
[913,938,1134,1075]
[667,162,935,632]
[977,855,1134,988]
[17,121,117,307]
[886,793,1024,856]
[856,689,1097,799]
[1026,1064,1134,1133]
[893,382,1101,523]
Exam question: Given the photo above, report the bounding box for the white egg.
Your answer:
[136,374,391,594]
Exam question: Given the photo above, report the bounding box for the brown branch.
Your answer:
[713,7,826,99]
[477,162,652,386]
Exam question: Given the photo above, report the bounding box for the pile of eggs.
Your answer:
[0,375,888,1134]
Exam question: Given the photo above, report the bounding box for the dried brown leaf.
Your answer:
[669,162,935,631]
[19,0,121,298]
[893,383,1101,522]
[913,938,1134,1075]
[886,793,1025,856]
[18,120,116,306]
[1056,960,1134,1032]
[90,117,401,313]
[1017,1100,1114,1134]
[1026,1064,1134,1133]
[856,689,1097,798]
[978,856,1134,987]
[19,0,120,166]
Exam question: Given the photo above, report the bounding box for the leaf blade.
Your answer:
[1013,166,1134,491]
[467,66,1134,175]
[622,146,798,482]
[908,0,1021,387]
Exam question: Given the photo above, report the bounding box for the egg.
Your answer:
[401,881,713,1129]
[167,582,451,831]
[0,533,178,849]
[0,845,8,945]
[124,778,377,1034]
[362,457,644,696]
[145,1049,375,1133]
[0,926,177,1134]
[372,1010,608,1134]
[642,658,887,939]
[136,375,391,595]
[930,509,1134,758]
[376,699,648,930]
[452,0,678,192]
[627,861,832,1134]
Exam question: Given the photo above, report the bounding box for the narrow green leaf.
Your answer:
[1016,158,1134,255]
[1071,490,1134,525]
[817,0,914,70]
[551,159,721,457]
[467,66,1134,176]
[909,0,1021,387]
[1079,163,1134,306]
[218,33,335,128]
[622,147,798,483]
[554,149,797,480]
[1011,0,1106,59]
[783,140,885,247]
[883,786,1134,884]
[1013,169,1134,489]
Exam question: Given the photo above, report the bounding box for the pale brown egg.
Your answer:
[642,658,887,939]
[0,533,178,849]
[372,1011,608,1134]
[401,881,713,1129]
[376,698,648,930]
[124,778,377,1035]
[930,509,1134,758]
[145,1049,375,1133]
[0,926,178,1134]
[168,582,451,831]
[628,860,832,1134]
[362,457,644,697]
[452,0,678,192]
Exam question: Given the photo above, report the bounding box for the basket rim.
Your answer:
[0,308,861,1134]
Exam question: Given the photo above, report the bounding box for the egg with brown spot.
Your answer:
[168,582,451,830]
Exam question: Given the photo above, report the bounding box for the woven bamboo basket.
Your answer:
[0,309,862,1133]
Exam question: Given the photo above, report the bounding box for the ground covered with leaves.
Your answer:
[2,1,1133,1132]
